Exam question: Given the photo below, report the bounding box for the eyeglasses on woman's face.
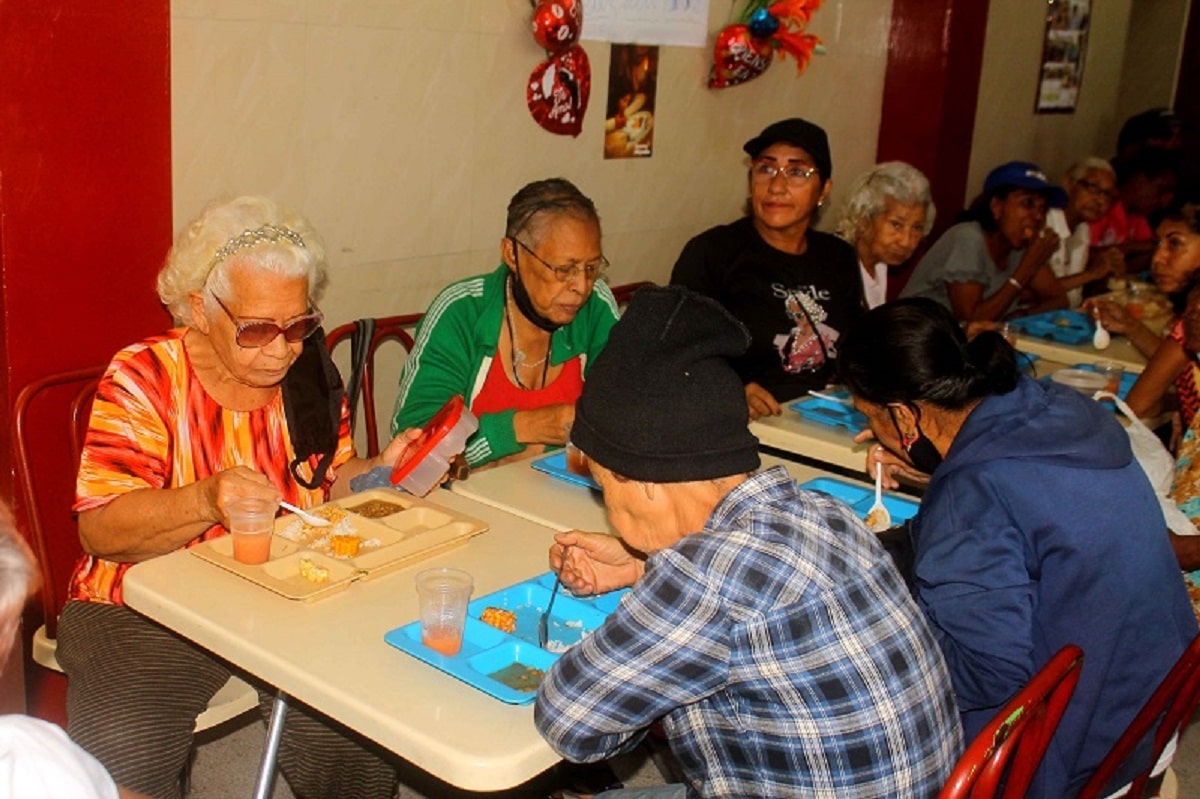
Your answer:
[750,159,818,186]
[209,290,323,348]
[511,237,609,283]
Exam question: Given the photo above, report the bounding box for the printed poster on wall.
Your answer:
[1035,0,1090,113]
[604,45,659,159]
[582,0,710,47]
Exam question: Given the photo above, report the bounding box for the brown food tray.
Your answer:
[190,488,489,600]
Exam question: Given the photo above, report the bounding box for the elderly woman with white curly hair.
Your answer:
[835,161,936,307]
[55,196,424,799]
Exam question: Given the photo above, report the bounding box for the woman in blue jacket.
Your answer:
[838,298,1197,798]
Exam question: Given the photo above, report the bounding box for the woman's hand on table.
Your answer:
[1082,298,1136,334]
[550,530,644,595]
[745,382,781,421]
[514,403,575,446]
[205,467,281,528]
[852,432,930,490]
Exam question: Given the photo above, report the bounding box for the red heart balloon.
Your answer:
[527,45,591,137]
[708,24,774,89]
[531,0,582,55]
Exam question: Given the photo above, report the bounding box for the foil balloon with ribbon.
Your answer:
[531,0,581,55]
[527,45,591,137]
[708,24,774,89]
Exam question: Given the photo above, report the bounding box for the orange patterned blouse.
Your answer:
[70,329,354,605]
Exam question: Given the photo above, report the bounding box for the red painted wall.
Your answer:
[876,0,991,298]
[0,0,172,719]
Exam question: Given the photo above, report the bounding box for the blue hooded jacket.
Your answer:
[913,375,1197,797]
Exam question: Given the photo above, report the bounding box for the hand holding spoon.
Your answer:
[1092,315,1111,350]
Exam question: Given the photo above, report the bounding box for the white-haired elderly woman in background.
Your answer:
[1046,157,1125,308]
[56,196,424,799]
[835,161,935,308]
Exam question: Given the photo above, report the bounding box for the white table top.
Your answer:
[452,453,873,534]
[122,490,567,792]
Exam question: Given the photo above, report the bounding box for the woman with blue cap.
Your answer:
[901,161,1069,322]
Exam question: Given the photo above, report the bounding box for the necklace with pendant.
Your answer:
[504,290,551,390]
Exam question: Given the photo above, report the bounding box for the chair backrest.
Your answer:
[1077,631,1200,799]
[11,366,106,638]
[940,644,1085,799]
[326,313,423,457]
[608,280,654,309]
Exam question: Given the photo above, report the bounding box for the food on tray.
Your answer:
[488,662,545,693]
[346,499,405,519]
[298,557,329,584]
[1054,317,1073,327]
[864,508,889,531]
[329,534,362,558]
[480,606,518,633]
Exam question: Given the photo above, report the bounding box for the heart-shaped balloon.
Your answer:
[531,0,582,55]
[527,45,591,137]
[708,24,774,89]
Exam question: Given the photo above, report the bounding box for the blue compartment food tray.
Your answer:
[1010,310,1094,345]
[384,572,626,704]
[798,477,920,526]
[788,391,868,432]
[531,450,600,491]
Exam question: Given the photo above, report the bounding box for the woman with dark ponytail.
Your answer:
[839,298,1197,799]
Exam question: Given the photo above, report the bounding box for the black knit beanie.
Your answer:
[572,285,761,482]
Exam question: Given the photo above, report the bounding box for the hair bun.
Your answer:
[964,330,1020,396]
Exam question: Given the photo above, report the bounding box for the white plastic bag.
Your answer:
[1097,390,1198,536]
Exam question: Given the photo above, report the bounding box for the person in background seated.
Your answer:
[535,286,963,799]
[0,502,148,799]
[1046,157,1125,307]
[1091,196,1200,427]
[671,118,864,420]
[392,178,619,469]
[839,299,1197,798]
[58,196,429,799]
[1090,147,1181,272]
[1170,285,1200,570]
[834,160,936,307]
[1114,108,1184,166]
[901,161,1068,322]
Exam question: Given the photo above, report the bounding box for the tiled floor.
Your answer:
[189,710,1200,798]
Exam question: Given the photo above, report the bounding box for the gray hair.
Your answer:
[834,161,936,243]
[0,502,37,629]
[157,196,328,324]
[504,178,600,245]
[1065,157,1116,183]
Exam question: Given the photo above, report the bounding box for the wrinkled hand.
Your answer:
[379,427,425,470]
[852,432,930,490]
[1082,298,1135,334]
[205,467,280,528]
[745,382,781,421]
[549,530,644,596]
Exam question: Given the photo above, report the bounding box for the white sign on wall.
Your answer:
[581,0,710,47]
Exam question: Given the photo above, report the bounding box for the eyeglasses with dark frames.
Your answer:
[208,290,324,348]
[1075,178,1118,201]
[511,237,609,283]
[750,159,818,186]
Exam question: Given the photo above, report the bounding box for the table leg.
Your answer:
[253,691,289,799]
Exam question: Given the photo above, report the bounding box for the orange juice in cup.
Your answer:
[227,497,278,565]
[1095,361,1125,395]
[415,567,473,657]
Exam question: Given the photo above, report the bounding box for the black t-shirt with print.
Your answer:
[670,217,865,402]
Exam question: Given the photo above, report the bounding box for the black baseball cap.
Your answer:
[743,118,832,181]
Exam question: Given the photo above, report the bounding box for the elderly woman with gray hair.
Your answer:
[835,161,935,307]
[56,196,425,799]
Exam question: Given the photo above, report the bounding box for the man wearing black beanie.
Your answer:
[533,286,963,799]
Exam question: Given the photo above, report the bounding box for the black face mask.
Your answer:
[889,405,944,475]
[509,266,562,333]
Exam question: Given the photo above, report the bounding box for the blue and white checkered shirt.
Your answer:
[535,467,963,798]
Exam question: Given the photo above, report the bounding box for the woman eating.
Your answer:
[901,160,1068,322]
[58,196,427,799]
[670,117,864,419]
[838,298,1196,798]
[391,178,619,469]
[834,160,935,307]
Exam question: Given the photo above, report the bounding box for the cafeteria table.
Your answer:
[123,490,570,795]
[1013,330,1147,373]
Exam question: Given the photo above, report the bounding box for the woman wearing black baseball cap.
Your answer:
[901,160,1069,322]
[669,118,864,420]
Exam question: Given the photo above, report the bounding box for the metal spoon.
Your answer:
[1093,317,1111,350]
[538,573,563,649]
[865,462,892,533]
[279,500,330,528]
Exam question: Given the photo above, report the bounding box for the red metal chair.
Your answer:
[326,313,423,457]
[1076,632,1200,799]
[940,644,1085,799]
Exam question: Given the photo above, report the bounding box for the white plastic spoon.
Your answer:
[279,500,330,527]
[1093,316,1111,350]
[865,462,892,533]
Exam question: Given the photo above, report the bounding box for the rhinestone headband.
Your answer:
[208,224,306,269]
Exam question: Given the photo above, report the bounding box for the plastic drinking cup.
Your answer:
[227,496,278,565]
[565,440,590,477]
[1095,360,1126,395]
[415,567,473,656]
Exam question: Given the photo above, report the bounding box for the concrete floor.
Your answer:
[188,709,1200,798]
